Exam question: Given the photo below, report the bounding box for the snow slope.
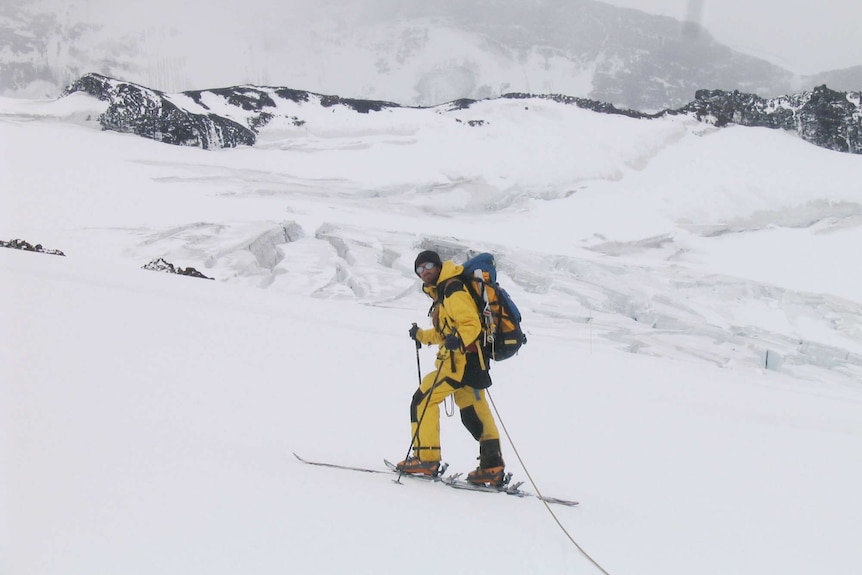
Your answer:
[2,92,862,574]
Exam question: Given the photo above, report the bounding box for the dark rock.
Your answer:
[447,98,479,111]
[502,92,654,120]
[502,86,862,154]
[142,258,213,280]
[177,266,212,279]
[1,238,65,256]
[62,73,401,148]
[273,88,312,104]
[194,86,277,111]
[677,85,862,153]
[318,94,400,113]
[63,73,256,149]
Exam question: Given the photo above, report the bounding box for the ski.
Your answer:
[442,473,579,506]
[293,453,449,480]
[294,453,578,506]
[293,452,390,474]
[385,459,578,506]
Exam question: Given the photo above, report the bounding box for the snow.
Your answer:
[2,92,862,575]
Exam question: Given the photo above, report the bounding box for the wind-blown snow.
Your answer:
[2,92,861,574]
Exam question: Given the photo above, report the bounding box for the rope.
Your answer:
[487,389,612,575]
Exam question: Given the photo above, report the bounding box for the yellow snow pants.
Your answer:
[409,355,500,462]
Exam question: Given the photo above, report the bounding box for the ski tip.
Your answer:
[541,497,580,506]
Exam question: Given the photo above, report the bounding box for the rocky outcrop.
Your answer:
[680,85,862,154]
[501,92,653,119]
[503,87,862,154]
[63,74,256,149]
[63,73,401,149]
[142,258,213,280]
[1,239,65,256]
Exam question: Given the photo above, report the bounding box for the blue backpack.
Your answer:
[459,253,527,361]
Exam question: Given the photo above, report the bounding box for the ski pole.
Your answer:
[395,353,446,484]
[412,323,422,383]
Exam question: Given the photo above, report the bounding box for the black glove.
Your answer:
[409,323,421,349]
[443,334,462,351]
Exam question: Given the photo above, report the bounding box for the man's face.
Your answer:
[417,262,440,285]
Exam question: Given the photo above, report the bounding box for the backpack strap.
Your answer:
[433,277,464,304]
[441,278,465,299]
[438,275,492,369]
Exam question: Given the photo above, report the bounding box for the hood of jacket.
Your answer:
[422,260,464,299]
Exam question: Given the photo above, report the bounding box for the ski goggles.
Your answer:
[415,261,437,274]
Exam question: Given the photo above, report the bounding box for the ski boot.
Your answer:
[395,457,441,477]
[467,439,506,487]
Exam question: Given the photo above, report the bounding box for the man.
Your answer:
[396,250,506,486]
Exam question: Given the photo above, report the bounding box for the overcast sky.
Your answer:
[58,0,862,76]
[603,0,861,74]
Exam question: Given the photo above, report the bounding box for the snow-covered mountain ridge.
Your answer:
[63,73,862,154]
